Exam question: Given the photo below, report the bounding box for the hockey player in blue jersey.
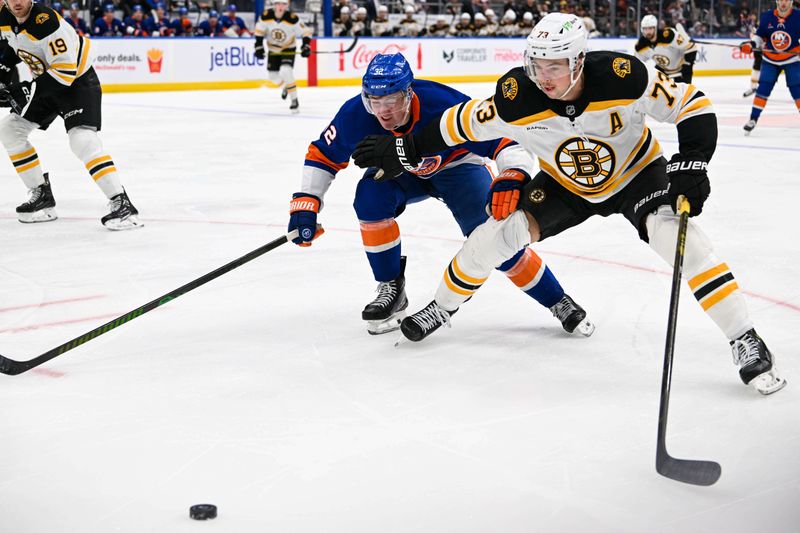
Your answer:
[740,0,800,134]
[288,53,594,336]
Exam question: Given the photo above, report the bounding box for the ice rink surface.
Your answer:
[1,75,798,532]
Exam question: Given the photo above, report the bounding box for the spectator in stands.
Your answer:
[352,6,370,36]
[428,14,450,36]
[460,0,483,22]
[518,11,534,35]
[371,4,393,36]
[497,8,516,36]
[65,2,90,35]
[94,4,125,36]
[89,0,105,24]
[197,9,225,36]
[578,6,600,37]
[396,4,423,36]
[450,12,473,36]
[516,0,538,22]
[123,5,150,36]
[118,0,142,18]
[333,6,353,36]
[220,4,249,37]
[171,6,194,36]
[332,0,350,21]
[149,2,172,36]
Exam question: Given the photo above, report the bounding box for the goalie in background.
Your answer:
[254,0,311,114]
[289,53,593,337]
[0,0,141,230]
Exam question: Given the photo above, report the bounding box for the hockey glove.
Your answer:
[0,80,31,115]
[288,193,321,247]
[666,152,710,217]
[488,168,531,220]
[300,36,312,58]
[352,134,420,182]
[254,37,265,60]
[739,40,755,54]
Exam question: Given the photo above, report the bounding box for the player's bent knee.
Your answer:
[646,206,715,271]
[68,126,103,159]
[0,113,36,148]
[279,65,295,84]
[463,210,531,271]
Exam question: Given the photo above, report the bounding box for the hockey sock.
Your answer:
[646,206,753,340]
[360,218,402,282]
[8,144,45,189]
[497,247,563,308]
[279,65,297,101]
[68,127,123,198]
[750,95,767,121]
[750,68,760,90]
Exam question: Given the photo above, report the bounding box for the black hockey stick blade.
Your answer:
[0,228,310,376]
[656,448,721,486]
[655,197,721,486]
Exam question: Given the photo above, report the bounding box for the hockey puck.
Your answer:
[189,504,217,520]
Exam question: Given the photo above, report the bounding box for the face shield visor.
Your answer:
[361,87,413,129]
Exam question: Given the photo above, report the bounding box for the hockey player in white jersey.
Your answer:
[254,0,311,113]
[0,0,141,229]
[353,13,786,396]
[635,14,697,83]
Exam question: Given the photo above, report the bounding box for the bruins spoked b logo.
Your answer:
[555,137,616,188]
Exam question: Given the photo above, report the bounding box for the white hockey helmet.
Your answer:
[503,9,516,22]
[640,14,658,31]
[523,13,587,96]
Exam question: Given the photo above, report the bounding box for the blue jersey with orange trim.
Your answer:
[304,79,518,183]
[756,8,800,65]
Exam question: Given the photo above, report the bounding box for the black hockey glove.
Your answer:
[352,134,420,182]
[254,37,265,60]
[300,36,311,58]
[666,152,710,217]
[0,80,32,115]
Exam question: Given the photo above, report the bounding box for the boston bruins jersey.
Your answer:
[634,27,696,76]
[254,9,310,53]
[434,52,714,203]
[0,4,91,88]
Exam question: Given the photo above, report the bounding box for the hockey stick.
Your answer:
[691,39,800,55]
[655,196,721,486]
[0,228,319,376]
[271,35,359,56]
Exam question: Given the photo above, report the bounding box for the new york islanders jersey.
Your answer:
[0,4,92,87]
[753,8,800,65]
[634,27,696,77]
[254,9,310,52]
[434,52,714,203]
[303,79,530,201]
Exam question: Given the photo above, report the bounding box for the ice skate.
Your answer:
[743,119,757,135]
[17,173,57,223]
[290,100,299,114]
[400,300,456,342]
[549,294,595,336]
[731,329,786,395]
[281,85,288,100]
[363,256,408,335]
[101,189,143,230]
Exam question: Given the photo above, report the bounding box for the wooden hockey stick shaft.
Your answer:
[0,227,322,376]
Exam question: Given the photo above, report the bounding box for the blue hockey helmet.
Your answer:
[361,53,414,97]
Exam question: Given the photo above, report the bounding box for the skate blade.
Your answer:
[18,208,58,223]
[574,318,595,337]
[290,108,300,115]
[366,311,406,335]
[751,368,787,395]
[103,214,144,231]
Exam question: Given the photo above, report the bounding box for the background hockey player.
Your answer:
[0,0,141,230]
[254,0,311,114]
[635,14,697,83]
[353,14,786,396]
[289,53,593,337]
[739,0,800,134]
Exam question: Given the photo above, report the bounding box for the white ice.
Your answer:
[0,76,798,533]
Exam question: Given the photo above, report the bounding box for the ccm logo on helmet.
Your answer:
[666,160,707,173]
[395,138,417,172]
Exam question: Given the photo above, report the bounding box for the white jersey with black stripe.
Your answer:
[0,3,92,87]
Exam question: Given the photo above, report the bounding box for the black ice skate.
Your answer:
[290,100,299,114]
[743,119,757,135]
[101,189,143,230]
[549,294,595,336]
[400,300,457,342]
[17,173,58,223]
[731,328,786,395]
[281,85,288,100]
[362,256,408,335]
